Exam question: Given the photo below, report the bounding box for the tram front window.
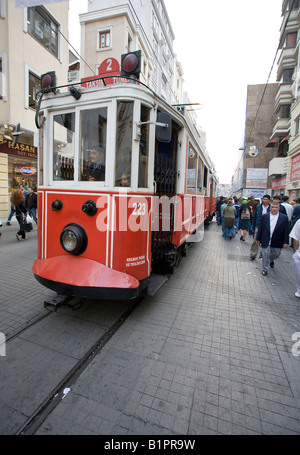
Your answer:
[53,113,75,181]
[79,107,107,182]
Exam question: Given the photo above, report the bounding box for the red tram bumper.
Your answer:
[32,256,142,300]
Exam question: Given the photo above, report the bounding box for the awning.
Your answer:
[281,135,290,144]
[266,138,279,148]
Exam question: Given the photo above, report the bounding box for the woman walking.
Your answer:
[13,189,28,240]
[239,199,252,241]
[223,199,236,240]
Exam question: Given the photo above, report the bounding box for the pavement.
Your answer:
[1,218,300,435]
[0,219,53,339]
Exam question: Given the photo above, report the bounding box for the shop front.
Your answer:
[272,175,287,197]
[288,153,300,200]
[0,140,38,194]
[0,140,38,219]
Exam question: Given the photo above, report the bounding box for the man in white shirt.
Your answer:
[281,195,294,223]
[289,219,300,298]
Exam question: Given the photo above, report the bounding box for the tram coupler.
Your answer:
[44,294,73,312]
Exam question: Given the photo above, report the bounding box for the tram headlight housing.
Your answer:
[60,224,88,256]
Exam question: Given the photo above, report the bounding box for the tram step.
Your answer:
[146,274,168,297]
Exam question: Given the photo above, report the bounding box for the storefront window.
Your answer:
[79,107,107,182]
[53,113,75,181]
[115,101,133,187]
[138,105,150,188]
[8,155,37,192]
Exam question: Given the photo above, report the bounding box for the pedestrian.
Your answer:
[25,187,37,224]
[239,199,252,241]
[6,191,16,226]
[250,194,271,260]
[216,196,224,226]
[291,198,300,229]
[233,197,240,233]
[12,189,29,240]
[223,199,236,240]
[289,219,300,298]
[272,194,287,216]
[20,184,29,198]
[256,201,290,276]
[220,198,227,236]
[281,195,293,224]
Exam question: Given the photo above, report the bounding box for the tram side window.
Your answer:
[198,158,203,193]
[203,166,208,195]
[79,108,107,182]
[115,101,133,187]
[187,146,197,194]
[53,113,75,181]
[138,105,150,188]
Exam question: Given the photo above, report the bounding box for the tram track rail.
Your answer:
[15,296,143,435]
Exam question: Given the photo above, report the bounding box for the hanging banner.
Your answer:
[291,153,300,182]
[15,0,66,8]
[246,168,268,188]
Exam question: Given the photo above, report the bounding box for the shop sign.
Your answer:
[20,167,36,176]
[246,168,268,188]
[291,154,300,182]
[0,141,37,159]
[81,58,131,88]
[272,176,287,190]
[249,146,258,157]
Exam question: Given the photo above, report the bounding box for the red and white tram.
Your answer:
[32,53,218,300]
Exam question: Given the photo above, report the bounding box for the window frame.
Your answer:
[48,102,112,188]
[0,53,7,101]
[97,27,112,52]
[25,6,62,60]
[25,64,40,110]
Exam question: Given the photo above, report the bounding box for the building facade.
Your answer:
[0,0,69,219]
[232,83,278,199]
[79,0,183,105]
[268,0,300,198]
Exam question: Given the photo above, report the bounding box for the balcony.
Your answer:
[272,117,290,138]
[269,157,288,176]
[277,47,296,78]
[275,84,293,112]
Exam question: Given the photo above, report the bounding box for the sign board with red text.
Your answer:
[81,58,131,88]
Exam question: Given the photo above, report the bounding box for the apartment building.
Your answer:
[79,0,183,104]
[286,0,300,198]
[268,0,300,198]
[0,0,70,219]
[232,83,278,199]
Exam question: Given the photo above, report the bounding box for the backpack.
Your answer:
[241,207,250,220]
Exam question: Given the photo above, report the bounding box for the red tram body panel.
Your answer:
[32,57,218,300]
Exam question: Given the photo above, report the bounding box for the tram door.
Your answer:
[152,119,179,271]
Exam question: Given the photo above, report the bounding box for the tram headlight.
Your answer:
[60,224,88,256]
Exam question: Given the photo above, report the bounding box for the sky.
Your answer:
[68,0,283,183]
